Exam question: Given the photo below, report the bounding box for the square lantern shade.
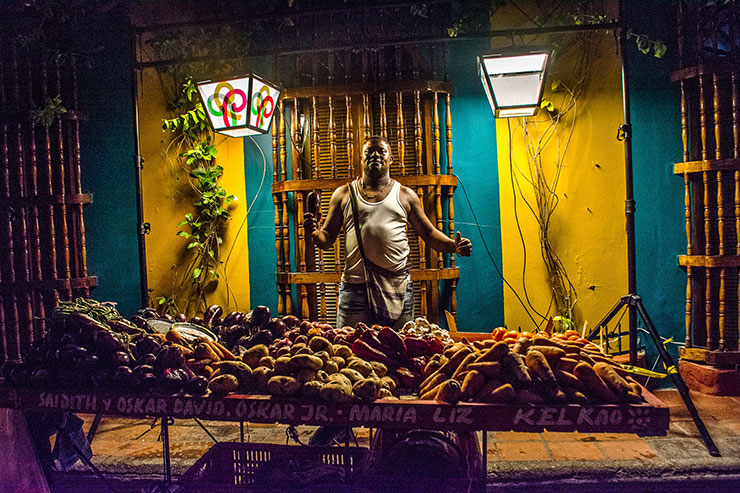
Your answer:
[478,47,551,118]
[195,74,281,138]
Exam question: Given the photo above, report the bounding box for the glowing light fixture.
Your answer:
[195,74,281,137]
[478,47,552,118]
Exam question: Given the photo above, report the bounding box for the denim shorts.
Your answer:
[336,281,414,330]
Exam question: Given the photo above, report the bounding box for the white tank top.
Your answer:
[342,178,410,283]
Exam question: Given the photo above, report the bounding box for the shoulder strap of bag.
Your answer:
[348,179,402,277]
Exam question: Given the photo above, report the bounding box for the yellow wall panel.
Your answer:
[496,33,627,334]
[137,69,251,316]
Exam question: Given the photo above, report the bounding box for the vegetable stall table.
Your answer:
[0,385,669,490]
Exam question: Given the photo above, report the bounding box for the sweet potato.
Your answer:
[211,340,236,360]
[436,379,462,404]
[419,373,448,397]
[420,379,448,400]
[502,352,532,385]
[531,335,566,349]
[450,353,477,380]
[460,370,486,401]
[525,349,557,388]
[592,362,631,397]
[627,381,643,396]
[476,341,509,363]
[554,369,581,389]
[473,379,502,401]
[478,382,516,404]
[423,359,442,378]
[419,347,471,389]
[556,357,579,373]
[512,337,532,355]
[573,362,618,404]
[467,361,502,379]
[527,345,566,364]
[194,342,220,362]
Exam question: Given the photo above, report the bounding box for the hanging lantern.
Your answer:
[195,74,281,137]
[478,47,552,118]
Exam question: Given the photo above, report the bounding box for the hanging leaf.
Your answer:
[653,41,667,58]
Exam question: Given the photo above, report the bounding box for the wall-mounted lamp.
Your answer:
[196,74,281,137]
[478,47,552,118]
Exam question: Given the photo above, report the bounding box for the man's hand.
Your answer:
[455,231,472,257]
[304,191,322,240]
[303,211,319,239]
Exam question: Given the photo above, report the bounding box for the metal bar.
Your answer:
[192,417,218,443]
[618,0,637,365]
[161,416,173,483]
[136,20,621,70]
[130,28,149,308]
[632,295,720,457]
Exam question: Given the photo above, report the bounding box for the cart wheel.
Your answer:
[378,430,467,485]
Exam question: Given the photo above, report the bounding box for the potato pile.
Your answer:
[417,331,644,406]
[200,336,398,402]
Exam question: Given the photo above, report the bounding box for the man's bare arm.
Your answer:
[402,186,471,256]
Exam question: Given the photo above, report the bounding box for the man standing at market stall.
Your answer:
[303,135,472,331]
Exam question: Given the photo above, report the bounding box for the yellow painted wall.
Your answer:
[496,31,627,334]
[137,68,251,316]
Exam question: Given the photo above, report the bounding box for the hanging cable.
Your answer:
[456,177,540,328]
[222,136,267,308]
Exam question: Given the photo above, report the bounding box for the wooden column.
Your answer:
[433,92,443,268]
[396,92,406,176]
[682,80,693,347]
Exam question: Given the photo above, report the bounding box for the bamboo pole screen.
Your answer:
[0,37,96,363]
[674,1,740,365]
[273,81,459,325]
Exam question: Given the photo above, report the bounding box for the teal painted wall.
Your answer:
[627,0,685,374]
[79,13,141,318]
[447,40,505,332]
[244,134,279,311]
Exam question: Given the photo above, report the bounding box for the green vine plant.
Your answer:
[157,78,235,317]
[30,95,67,126]
[505,17,599,331]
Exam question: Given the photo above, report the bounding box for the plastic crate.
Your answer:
[180,442,368,491]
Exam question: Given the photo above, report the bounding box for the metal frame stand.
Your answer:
[590,294,720,457]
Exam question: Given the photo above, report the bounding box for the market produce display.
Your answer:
[3,298,645,408]
[417,327,644,405]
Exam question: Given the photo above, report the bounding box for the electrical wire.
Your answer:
[507,118,549,327]
[456,177,540,328]
[222,136,267,308]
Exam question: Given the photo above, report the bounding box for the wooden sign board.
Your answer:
[0,386,669,436]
